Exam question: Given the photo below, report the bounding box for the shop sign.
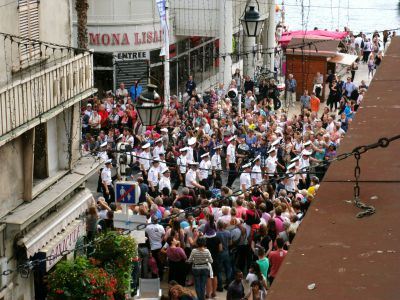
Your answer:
[115,51,150,61]
[40,221,84,271]
[89,31,163,47]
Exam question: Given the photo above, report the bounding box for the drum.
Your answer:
[227,88,238,99]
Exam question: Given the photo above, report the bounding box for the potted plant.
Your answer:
[92,231,138,299]
[47,256,117,299]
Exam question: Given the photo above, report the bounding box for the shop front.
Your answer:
[15,189,93,300]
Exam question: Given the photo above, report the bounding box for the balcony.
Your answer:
[0,52,96,146]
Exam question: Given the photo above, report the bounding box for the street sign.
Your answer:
[115,181,140,204]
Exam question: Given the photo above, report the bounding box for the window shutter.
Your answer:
[18,0,40,63]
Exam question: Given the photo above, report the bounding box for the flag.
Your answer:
[156,0,169,57]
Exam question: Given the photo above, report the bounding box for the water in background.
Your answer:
[282,0,400,35]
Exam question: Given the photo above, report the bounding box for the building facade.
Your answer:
[72,0,270,97]
[0,1,99,299]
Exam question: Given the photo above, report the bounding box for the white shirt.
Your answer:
[97,151,108,161]
[266,155,277,174]
[300,157,310,179]
[226,143,236,163]
[177,155,187,174]
[148,166,160,186]
[199,159,212,180]
[185,169,197,188]
[211,154,222,171]
[158,176,171,192]
[139,151,151,171]
[285,173,298,192]
[157,160,167,173]
[186,147,194,162]
[145,223,165,250]
[251,164,263,184]
[125,135,134,146]
[153,145,165,159]
[240,172,252,190]
[101,167,112,185]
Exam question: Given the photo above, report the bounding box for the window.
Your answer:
[18,0,40,63]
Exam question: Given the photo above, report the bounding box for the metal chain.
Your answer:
[352,151,375,218]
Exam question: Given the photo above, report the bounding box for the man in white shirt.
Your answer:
[101,159,114,204]
[148,160,160,197]
[158,168,171,194]
[116,82,129,103]
[139,143,151,181]
[199,152,212,189]
[185,162,205,191]
[284,162,298,195]
[211,145,223,186]
[153,138,165,159]
[157,151,167,173]
[251,155,263,185]
[174,147,188,190]
[186,137,197,163]
[240,163,252,193]
[145,215,166,278]
[266,147,278,178]
[226,136,237,188]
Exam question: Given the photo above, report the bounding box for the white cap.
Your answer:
[303,141,312,146]
[189,161,199,166]
[180,147,188,152]
[87,103,92,107]
[142,143,151,149]
[162,168,170,174]
[275,128,283,134]
[159,151,165,156]
[105,159,112,164]
[242,163,252,169]
[100,142,107,148]
[253,155,261,162]
[228,135,237,142]
[188,137,197,146]
[291,156,300,163]
[287,162,297,170]
[271,138,282,146]
[214,145,223,150]
[161,128,168,133]
[152,159,160,164]
[116,134,124,141]
[302,149,313,156]
[155,138,163,143]
[268,147,277,154]
[201,152,209,158]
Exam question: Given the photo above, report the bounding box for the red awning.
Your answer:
[279,30,348,46]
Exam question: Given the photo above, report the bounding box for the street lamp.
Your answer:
[240,2,266,37]
[136,84,164,126]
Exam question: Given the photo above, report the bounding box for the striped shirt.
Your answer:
[187,248,213,268]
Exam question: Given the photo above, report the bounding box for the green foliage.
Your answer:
[92,231,138,297]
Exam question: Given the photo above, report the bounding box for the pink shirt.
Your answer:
[274,216,285,233]
[236,206,247,219]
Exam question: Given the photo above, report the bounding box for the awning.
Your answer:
[18,188,92,258]
[328,53,358,66]
[39,220,85,271]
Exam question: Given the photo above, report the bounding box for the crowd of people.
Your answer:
[81,30,376,298]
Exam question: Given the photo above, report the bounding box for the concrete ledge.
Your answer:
[0,156,102,231]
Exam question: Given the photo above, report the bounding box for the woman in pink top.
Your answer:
[235,197,247,219]
[166,236,187,286]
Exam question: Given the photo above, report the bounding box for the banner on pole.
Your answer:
[156,0,169,56]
